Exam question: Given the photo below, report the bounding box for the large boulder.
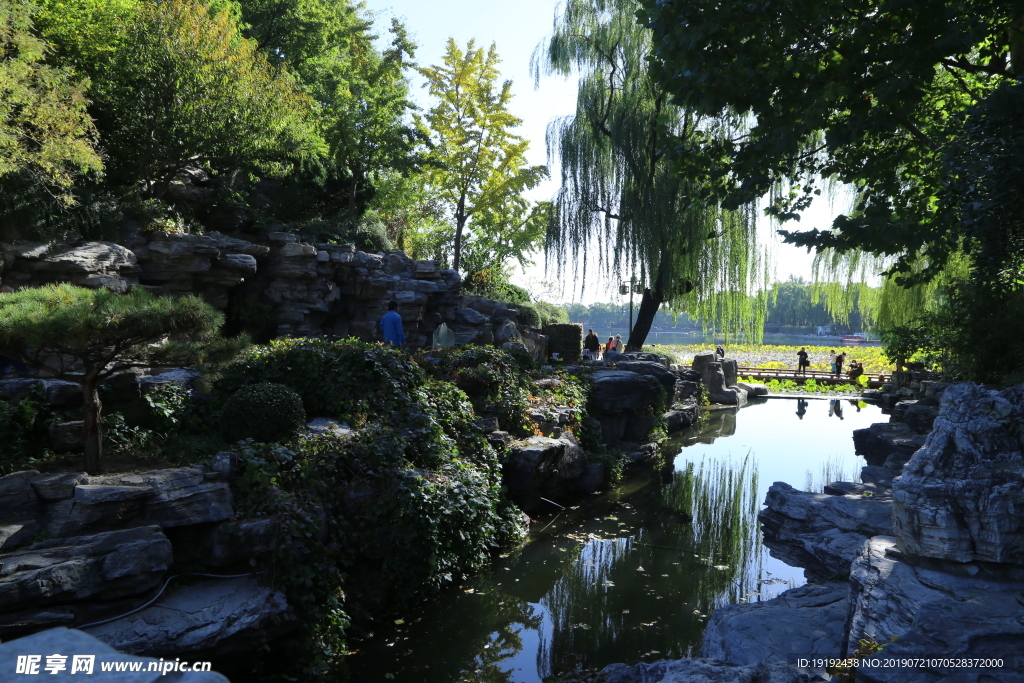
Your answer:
[615,360,677,399]
[590,370,661,413]
[0,627,229,682]
[701,582,848,678]
[86,576,289,656]
[893,382,1024,565]
[852,422,925,468]
[759,482,892,581]
[0,526,172,635]
[503,435,592,494]
[705,361,748,405]
[0,470,44,524]
[845,537,1024,682]
[598,658,813,683]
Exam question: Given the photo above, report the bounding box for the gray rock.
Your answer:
[456,307,489,325]
[0,627,229,682]
[49,421,85,452]
[846,536,1024,682]
[615,360,678,398]
[599,658,813,683]
[87,576,289,656]
[217,253,257,272]
[893,382,1024,564]
[705,362,747,406]
[859,466,896,488]
[74,485,154,505]
[0,378,44,398]
[138,369,198,395]
[0,520,42,552]
[701,582,848,678]
[209,452,237,475]
[200,518,277,568]
[760,482,892,580]
[665,408,696,432]
[590,370,661,413]
[902,402,940,434]
[141,468,205,493]
[675,380,699,401]
[46,498,145,538]
[0,470,42,523]
[44,380,83,407]
[0,526,172,617]
[495,319,521,344]
[852,422,923,467]
[305,417,353,437]
[503,436,589,494]
[476,417,500,433]
[143,482,233,528]
[736,381,769,397]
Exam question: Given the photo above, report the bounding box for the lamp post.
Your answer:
[619,276,643,344]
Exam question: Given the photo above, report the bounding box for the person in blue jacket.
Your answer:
[380,300,405,347]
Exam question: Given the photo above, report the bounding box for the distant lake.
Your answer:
[593,330,881,348]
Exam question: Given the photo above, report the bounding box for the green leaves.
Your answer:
[90,0,323,195]
[416,39,548,271]
[0,1,102,198]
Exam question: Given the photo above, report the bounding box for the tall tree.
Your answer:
[0,1,101,200]
[418,39,548,272]
[640,0,1024,283]
[534,0,766,350]
[0,284,246,474]
[91,0,323,197]
[239,0,423,221]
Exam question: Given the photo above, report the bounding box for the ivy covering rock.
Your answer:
[218,339,530,669]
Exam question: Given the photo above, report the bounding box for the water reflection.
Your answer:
[339,399,885,683]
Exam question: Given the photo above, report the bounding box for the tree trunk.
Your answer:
[453,192,467,272]
[82,372,103,475]
[626,265,666,351]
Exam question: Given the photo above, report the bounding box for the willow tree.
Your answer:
[533,0,767,350]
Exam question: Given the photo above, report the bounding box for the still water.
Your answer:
[342,398,884,682]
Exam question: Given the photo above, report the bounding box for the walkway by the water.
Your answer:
[738,366,886,389]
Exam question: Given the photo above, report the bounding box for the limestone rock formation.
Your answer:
[852,422,925,468]
[845,536,1024,682]
[503,435,591,495]
[86,576,289,656]
[759,482,892,581]
[701,582,848,678]
[892,382,1024,565]
[0,527,172,636]
[598,658,814,683]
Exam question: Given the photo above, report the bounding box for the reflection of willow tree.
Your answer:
[536,457,760,676]
[668,456,761,606]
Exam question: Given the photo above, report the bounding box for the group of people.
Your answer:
[583,329,624,362]
[795,348,866,380]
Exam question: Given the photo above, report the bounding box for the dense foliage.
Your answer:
[0,283,245,472]
[219,381,305,443]
[221,339,528,669]
[0,1,101,198]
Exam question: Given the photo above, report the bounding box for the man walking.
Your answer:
[380,300,405,347]
[584,328,602,361]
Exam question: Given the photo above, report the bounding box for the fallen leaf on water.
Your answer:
[394,619,405,625]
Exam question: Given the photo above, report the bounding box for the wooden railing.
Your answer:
[736,366,888,389]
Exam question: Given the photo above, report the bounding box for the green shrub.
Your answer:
[421,346,532,432]
[220,382,306,443]
[0,386,58,474]
[226,340,529,666]
[544,322,584,362]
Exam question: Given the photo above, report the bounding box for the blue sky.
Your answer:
[364,0,839,303]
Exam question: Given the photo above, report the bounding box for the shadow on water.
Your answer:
[336,398,884,682]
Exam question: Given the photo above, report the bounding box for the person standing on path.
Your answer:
[380,300,405,347]
[829,349,837,375]
[835,351,846,378]
[796,347,809,376]
[584,328,602,361]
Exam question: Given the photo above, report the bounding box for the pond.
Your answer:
[340,398,885,682]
